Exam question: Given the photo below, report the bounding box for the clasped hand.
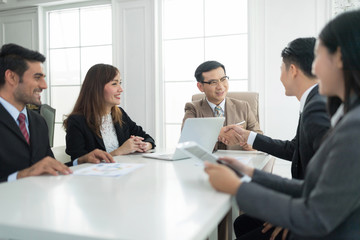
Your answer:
[218,125,252,150]
[115,135,151,155]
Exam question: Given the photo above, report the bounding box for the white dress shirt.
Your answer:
[206,98,226,117]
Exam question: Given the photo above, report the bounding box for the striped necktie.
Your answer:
[214,105,224,117]
[18,113,30,144]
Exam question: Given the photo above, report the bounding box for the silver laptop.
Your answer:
[143,117,225,160]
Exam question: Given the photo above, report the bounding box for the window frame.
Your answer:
[158,0,250,149]
[41,0,112,147]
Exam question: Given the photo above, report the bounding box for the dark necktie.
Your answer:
[18,113,30,144]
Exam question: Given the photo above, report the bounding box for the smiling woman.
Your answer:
[63,64,156,165]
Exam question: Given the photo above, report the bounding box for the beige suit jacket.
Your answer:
[182,97,263,150]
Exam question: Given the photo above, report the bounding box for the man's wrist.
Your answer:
[247,131,257,145]
[77,155,86,164]
[16,169,27,180]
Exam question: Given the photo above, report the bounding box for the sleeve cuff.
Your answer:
[73,159,78,166]
[247,131,257,145]
[241,174,252,183]
[7,172,18,182]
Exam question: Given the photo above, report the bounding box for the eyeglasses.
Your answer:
[201,76,229,87]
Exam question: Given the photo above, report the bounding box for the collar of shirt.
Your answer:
[206,98,226,115]
[331,104,344,127]
[299,84,318,113]
[0,96,29,126]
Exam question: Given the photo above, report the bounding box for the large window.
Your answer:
[45,4,112,147]
[162,0,248,148]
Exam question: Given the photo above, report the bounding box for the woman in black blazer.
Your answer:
[63,64,155,165]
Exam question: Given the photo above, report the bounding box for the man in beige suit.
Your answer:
[182,60,262,150]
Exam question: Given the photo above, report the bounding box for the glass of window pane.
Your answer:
[165,124,182,149]
[164,38,204,82]
[54,123,66,147]
[49,48,81,85]
[165,82,199,124]
[205,35,248,79]
[204,0,247,36]
[80,5,112,46]
[51,86,80,123]
[49,9,80,48]
[163,0,203,39]
[80,46,112,81]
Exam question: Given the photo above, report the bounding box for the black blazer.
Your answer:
[253,85,330,179]
[0,104,53,182]
[65,107,155,163]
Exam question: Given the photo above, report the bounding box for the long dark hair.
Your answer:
[63,64,122,137]
[319,10,360,116]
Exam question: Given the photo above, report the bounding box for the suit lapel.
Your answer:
[0,103,30,146]
[304,85,319,107]
[200,98,215,117]
[224,97,233,126]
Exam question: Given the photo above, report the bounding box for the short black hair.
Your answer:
[194,61,226,82]
[0,43,46,87]
[281,37,316,78]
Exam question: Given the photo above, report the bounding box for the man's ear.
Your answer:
[197,82,204,92]
[4,70,18,86]
[289,64,298,79]
[335,46,343,69]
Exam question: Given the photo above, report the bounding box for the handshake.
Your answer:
[218,123,253,151]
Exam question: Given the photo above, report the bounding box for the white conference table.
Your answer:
[0,150,272,240]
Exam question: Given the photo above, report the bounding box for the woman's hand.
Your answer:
[139,142,152,152]
[112,136,151,155]
[218,156,255,177]
[204,162,241,195]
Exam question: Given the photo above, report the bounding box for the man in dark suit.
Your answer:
[0,43,112,182]
[220,38,331,239]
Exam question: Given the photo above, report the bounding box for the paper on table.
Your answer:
[73,163,144,177]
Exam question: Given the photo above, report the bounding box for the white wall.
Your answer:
[0,8,39,49]
[113,0,156,139]
[250,0,331,140]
